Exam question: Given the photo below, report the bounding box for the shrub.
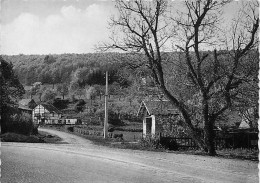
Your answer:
[95,109,124,126]
[31,126,39,135]
[139,137,161,149]
[139,136,179,150]
[74,99,86,112]
[113,127,142,132]
[113,133,123,139]
[1,133,28,142]
[108,127,115,132]
[5,113,35,135]
[52,99,69,110]
[0,133,43,143]
[159,137,179,150]
[67,126,74,132]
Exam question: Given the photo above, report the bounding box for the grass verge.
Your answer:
[1,131,62,143]
[45,125,259,161]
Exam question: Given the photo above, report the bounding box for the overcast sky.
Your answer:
[1,0,241,55]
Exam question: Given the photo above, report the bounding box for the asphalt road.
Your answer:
[1,128,258,183]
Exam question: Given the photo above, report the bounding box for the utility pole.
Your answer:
[104,71,108,138]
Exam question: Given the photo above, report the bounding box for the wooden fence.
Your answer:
[159,133,258,149]
[73,126,257,149]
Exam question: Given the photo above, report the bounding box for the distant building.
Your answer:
[19,99,37,109]
[137,100,179,138]
[61,114,80,125]
[18,104,33,117]
[33,103,62,125]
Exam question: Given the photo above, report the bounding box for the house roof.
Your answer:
[61,114,79,119]
[41,103,61,114]
[137,100,179,116]
[239,120,250,129]
[19,99,35,106]
[18,104,32,111]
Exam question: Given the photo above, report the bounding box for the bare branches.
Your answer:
[98,0,258,154]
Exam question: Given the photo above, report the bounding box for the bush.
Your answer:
[108,127,115,132]
[113,133,123,139]
[67,126,74,132]
[32,126,39,135]
[113,127,142,132]
[74,99,86,112]
[139,136,179,150]
[95,109,124,126]
[5,113,36,135]
[139,137,162,149]
[0,133,43,143]
[159,137,179,150]
[1,133,28,142]
[52,99,69,110]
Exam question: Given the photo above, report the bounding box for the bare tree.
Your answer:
[101,0,258,156]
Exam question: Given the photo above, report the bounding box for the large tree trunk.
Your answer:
[161,86,206,150]
[202,97,216,156]
[204,120,216,156]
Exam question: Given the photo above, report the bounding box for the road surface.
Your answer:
[1,128,258,183]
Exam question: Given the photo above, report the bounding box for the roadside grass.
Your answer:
[72,132,259,161]
[37,131,63,143]
[0,133,43,143]
[45,125,259,161]
[216,148,259,161]
[86,136,259,161]
[0,131,62,143]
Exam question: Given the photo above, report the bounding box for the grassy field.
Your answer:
[113,130,142,141]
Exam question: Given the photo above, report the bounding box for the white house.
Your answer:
[33,103,62,125]
[61,114,80,125]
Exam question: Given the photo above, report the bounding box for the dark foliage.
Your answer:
[67,126,74,132]
[5,114,36,135]
[3,53,135,87]
[96,109,124,126]
[74,99,86,112]
[159,137,179,151]
[113,133,123,139]
[52,98,69,110]
[1,56,25,133]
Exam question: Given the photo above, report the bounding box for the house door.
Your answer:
[146,117,152,136]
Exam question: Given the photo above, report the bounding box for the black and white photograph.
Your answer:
[1,0,258,182]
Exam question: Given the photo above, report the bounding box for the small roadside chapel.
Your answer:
[137,100,179,138]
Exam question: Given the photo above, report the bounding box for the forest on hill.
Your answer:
[3,53,139,86]
[2,52,172,96]
[2,49,258,139]
[3,50,258,100]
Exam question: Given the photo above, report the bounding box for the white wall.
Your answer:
[33,105,61,124]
